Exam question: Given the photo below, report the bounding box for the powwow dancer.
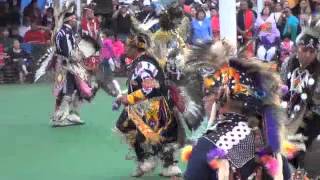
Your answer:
[35,1,121,127]
[280,16,320,175]
[114,32,183,177]
[181,39,292,180]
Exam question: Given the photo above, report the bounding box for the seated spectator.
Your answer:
[0,2,10,27]
[19,17,31,38]
[255,6,280,62]
[7,1,21,26]
[23,22,48,44]
[23,0,42,25]
[280,34,295,63]
[190,8,212,45]
[81,6,100,40]
[42,7,54,30]
[0,43,6,67]
[0,27,14,51]
[6,39,31,83]
[11,27,23,43]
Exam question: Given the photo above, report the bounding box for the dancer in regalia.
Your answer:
[280,16,320,174]
[181,39,292,179]
[114,32,183,177]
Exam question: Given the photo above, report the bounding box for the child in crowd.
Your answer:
[7,39,31,83]
[280,34,295,63]
[100,29,125,72]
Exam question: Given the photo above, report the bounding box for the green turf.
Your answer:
[0,84,185,180]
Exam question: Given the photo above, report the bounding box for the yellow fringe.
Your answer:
[127,107,162,144]
[127,90,146,105]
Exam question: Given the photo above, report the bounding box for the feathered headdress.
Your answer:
[159,3,184,31]
[296,15,320,60]
[174,39,235,130]
[182,40,286,177]
[184,39,285,151]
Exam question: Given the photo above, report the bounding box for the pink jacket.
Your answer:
[100,38,125,60]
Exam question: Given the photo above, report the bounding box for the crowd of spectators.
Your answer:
[0,0,53,83]
[0,0,319,84]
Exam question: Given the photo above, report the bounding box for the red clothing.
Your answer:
[0,44,4,65]
[184,5,191,14]
[244,10,255,38]
[81,17,100,40]
[211,16,220,36]
[23,30,47,44]
[244,10,255,57]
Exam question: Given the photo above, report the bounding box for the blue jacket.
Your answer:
[190,17,212,45]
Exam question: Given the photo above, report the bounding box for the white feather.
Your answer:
[34,48,55,82]
[139,18,159,31]
[78,40,96,58]
[316,19,320,28]
[112,79,122,96]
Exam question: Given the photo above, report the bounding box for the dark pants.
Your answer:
[55,72,78,108]
[184,137,291,180]
[64,72,77,96]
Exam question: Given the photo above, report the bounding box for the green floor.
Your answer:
[0,84,185,180]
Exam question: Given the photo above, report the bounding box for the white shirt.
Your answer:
[18,25,31,37]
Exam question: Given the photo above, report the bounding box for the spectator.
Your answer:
[210,7,220,41]
[255,6,280,62]
[6,39,31,83]
[190,6,197,20]
[42,7,54,30]
[23,0,42,24]
[0,27,14,51]
[93,0,114,29]
[112,4,132,41]
[19,17,31,38]
[81,6,100,40]
[270,2,283,25]
[100,29,125,71]
[280,33,295,63]
[0,2,10,27]
[190,8,212,45]
[23,22,47,44]
[0,43,6,67]
[237,0,256,57]
[203,4,211,18]
[282,7,299,41]
[299,0,312,31]
[135,4,156,23]
[7,0,20,26]
[179,0,192,14]
[10,27,23,43]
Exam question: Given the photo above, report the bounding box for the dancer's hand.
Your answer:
[112,100,121,111]
[117,95,129,106]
